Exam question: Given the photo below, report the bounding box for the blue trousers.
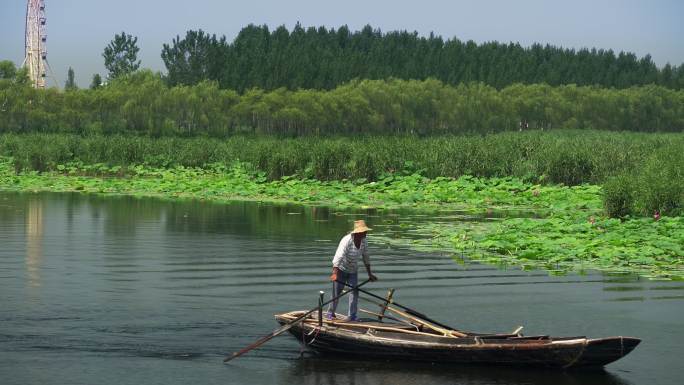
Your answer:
[327,270,358,319]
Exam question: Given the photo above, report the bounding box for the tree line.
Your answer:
[160,24,684,91]
[2,63,683,136]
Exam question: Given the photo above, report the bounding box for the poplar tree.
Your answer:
[103,31,141,79]
[161,29,227,86]
[90,73,102,89]
[159,24,679,91]
[65,67,77,90]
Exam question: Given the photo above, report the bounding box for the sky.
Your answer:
[1,0,683,88]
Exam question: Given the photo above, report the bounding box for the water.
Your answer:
[0,192,682,385]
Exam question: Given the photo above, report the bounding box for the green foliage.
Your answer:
[1,131,682,220]
[0,61,29,87]
[162,24,684,91]
[603,175,634,218]
[1,76,683,135]
[633,147,684,216]
[103,31,141,79]
[0,131,675,182]
[90,73,102,89]
[438,214,684,279]
[65,67,77,91]
[161,30,229,87]
[603,146,684,217]
[0,60,17,79]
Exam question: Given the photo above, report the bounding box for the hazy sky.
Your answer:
[1,0,683,88]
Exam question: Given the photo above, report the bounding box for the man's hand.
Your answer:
[365,264,378,282]
[330,267,339,282]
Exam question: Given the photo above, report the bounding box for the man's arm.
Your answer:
[330,237,347,281]
[362,239,377,281]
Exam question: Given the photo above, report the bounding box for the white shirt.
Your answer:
[332,233,370,273]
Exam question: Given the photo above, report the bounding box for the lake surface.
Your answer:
[0,191,682,385]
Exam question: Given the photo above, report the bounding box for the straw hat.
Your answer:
[351,220,371,234]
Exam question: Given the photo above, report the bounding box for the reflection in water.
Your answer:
[281,357,631,385]
[25,199,43,287]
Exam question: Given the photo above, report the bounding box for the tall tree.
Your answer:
[161,24,679,91]
[161,29,227,87]
[660,64,674,88]
[65,67,77,90]
[90,73,102,89]
[103,31,141,79]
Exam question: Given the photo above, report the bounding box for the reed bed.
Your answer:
[1,130,682,217]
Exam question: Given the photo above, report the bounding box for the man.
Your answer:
[326,219,378,321]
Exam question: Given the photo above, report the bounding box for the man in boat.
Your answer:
[326,220,378,321]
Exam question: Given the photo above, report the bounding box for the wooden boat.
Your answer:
[274,308,640,369]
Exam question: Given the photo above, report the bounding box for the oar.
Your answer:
[337,281,460,332]
[223,279,371,363]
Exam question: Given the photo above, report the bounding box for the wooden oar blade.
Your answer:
[223,327,285,362]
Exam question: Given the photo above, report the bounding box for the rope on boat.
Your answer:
[306,322,321,345]
[299,315,322,355]
[562,338,588,369]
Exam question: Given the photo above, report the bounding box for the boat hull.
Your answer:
[276,314,640,369]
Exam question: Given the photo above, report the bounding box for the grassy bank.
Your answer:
[1,130,682,217]
[1,157,682,279]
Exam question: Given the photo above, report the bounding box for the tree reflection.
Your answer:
[25,198,43,288]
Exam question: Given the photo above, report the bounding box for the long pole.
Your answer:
[337,281,461,333]
[357,295,467,337]
[223,279,371,363]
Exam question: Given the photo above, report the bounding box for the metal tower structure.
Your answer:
[23,0,48,88]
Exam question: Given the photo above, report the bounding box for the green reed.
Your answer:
[1,130,682,217]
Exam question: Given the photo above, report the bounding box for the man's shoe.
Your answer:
[325,312,335,320]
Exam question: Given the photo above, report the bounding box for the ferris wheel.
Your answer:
[23,0,51,88]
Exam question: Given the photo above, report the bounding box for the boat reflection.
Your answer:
[280,356,631,385]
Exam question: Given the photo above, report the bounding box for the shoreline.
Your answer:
[2,159,682,280]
